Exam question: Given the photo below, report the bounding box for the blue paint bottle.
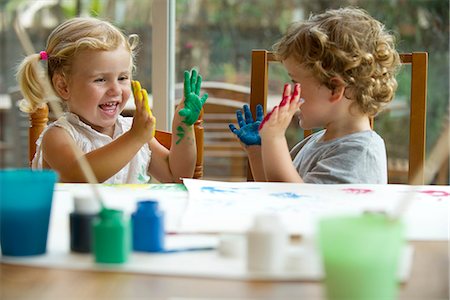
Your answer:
[132,200,165,252]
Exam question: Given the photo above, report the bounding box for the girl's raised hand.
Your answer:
[130,81,156,144]
[178,69,208,125]
[259,83,304,140]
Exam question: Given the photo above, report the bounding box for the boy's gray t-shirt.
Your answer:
[290,130,387,184]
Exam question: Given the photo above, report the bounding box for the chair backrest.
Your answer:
[249,49,428,185]
[27,103,204,179]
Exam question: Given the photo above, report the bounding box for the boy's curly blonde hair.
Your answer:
[16,17,139,113]
[274,7,401,116]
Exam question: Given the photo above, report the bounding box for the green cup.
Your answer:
[318,214,404,300]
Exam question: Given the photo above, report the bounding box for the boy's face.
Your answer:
[62,45,132,135]
[282,56,335,130]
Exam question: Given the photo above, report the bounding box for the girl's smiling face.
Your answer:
[282,56,334,130]
[61,45,132,135]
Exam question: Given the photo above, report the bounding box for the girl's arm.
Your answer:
[147,104,197,183]
[148,69,207,183]
[259,83,304,182]
[41,89,155,183]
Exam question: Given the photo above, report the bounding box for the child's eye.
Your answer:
[119,76,129,81]
[94,78,105,82]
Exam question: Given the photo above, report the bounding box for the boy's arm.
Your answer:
[246,145,266,181]
[260,135,303,182]
[259,83,304,182]
[229,104,266,181]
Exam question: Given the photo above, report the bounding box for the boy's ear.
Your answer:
[52,73,70,100]
[329,77,346,103]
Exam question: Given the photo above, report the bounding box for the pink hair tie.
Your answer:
[39,51,48,61]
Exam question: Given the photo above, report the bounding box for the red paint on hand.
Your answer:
[259,108,274,130]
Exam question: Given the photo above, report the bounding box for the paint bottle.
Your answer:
[246,214,288,272]
[132,200,165,252]
[92,208,131,264]
[69,191,100,253]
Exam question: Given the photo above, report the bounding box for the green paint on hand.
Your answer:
[176,125,185,144]
[179,68,208,125]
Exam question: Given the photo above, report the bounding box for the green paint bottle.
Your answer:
[92,208,131,264]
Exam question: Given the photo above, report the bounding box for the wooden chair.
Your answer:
[250,49,428,185]
[27,103,204,180]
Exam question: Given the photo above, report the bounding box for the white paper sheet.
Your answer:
[182,179,449,241]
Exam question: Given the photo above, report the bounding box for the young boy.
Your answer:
[230,7,401,184]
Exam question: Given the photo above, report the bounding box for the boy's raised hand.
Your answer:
[259,83,303,139]
[131,80,156,139]
[179,69,208,125]
[229,104,264,146]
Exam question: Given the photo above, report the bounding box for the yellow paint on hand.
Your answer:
[132,80,156,137]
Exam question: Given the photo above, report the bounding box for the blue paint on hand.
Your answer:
[229,104,263,146]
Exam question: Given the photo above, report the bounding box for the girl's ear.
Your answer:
[329,77,346,103]
[52,73,70,100]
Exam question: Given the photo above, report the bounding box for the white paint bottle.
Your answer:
[246,214,288,273]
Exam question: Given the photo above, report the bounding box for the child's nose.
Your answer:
[107,81,122,96]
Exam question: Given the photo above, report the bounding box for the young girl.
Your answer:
[230,7,401,184]
[17,17,207,184]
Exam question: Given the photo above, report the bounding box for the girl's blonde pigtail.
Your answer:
[16,53,49,113]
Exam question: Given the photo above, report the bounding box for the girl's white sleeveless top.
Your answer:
[32,113,151,184]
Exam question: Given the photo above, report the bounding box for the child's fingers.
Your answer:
[258,107,276,130]
[280,95,290,107]
[149,116,156,137]
[141,89,152,117]
[256,104,264,122]
[280,83,291,107]
[179,108,190,117]
[134,80,142,93]
[270,106,279,121]
[184,70,191,96]
[290,83,301,103]
[243,105,254,124]
[200,93,208,105]
[132,80,143,102]
[236,110,245,128]
[195,74,202,95]
[298,98,305,107]
[229,123,239,135]
[133,84,142,109]
[190,69,198,94]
